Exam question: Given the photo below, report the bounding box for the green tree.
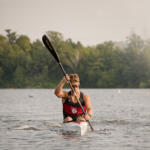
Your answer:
[0,67,4,86]
[5,29,17,44]
[16,35,31,52]
[1,30,150,88]
[13,65,25,87]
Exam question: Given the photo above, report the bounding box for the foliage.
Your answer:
[0,29,150,88]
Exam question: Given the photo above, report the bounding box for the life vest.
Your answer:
[63,91,86,118]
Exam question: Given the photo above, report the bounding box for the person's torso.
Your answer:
[63,91,86,115]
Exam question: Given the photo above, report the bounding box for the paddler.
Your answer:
[55,74,93,123]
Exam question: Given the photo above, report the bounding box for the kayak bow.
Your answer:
[62,121,89,136]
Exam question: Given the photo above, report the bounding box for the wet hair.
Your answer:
[69,74,80,82]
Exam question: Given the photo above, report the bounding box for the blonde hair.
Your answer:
[69,74,80,82]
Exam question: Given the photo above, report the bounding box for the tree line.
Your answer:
[0,29,150,88]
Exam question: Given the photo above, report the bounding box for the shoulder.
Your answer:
[62,91,70,103]
[62,91,69,98]
[81,92,90,101]
[62,91,72,99]
[81,92,92,108]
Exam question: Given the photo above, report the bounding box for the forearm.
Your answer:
[87,108,93,116]
[83,95,93,120]
[54,77,66,95]
[84,108,93,120]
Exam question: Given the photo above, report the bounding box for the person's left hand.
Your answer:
[84,113,91,120]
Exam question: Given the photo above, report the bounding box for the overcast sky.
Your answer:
[0,0,150,45]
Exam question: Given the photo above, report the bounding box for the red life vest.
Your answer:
[63,91,86,118]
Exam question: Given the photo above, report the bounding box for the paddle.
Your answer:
[42,34,94,131]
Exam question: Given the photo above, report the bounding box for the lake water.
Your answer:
[0,89,150,150]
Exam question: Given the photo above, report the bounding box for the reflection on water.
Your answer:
[0,89,150,150]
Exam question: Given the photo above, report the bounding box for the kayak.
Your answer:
[62,121,89,136]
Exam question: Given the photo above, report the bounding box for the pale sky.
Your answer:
[0,0,150,46]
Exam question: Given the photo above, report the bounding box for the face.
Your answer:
[71,81,80,90]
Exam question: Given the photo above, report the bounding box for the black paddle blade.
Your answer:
[42,34,60,63]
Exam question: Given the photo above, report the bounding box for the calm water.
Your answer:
[0,89,150,150]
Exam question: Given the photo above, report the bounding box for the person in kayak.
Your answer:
[55,74,93,123]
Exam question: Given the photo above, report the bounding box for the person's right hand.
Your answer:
[64,74,70,83]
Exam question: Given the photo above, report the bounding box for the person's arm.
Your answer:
[54,75,69,98]
[83,94,93,120]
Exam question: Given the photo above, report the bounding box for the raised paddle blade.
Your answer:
[42,34,60,63]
